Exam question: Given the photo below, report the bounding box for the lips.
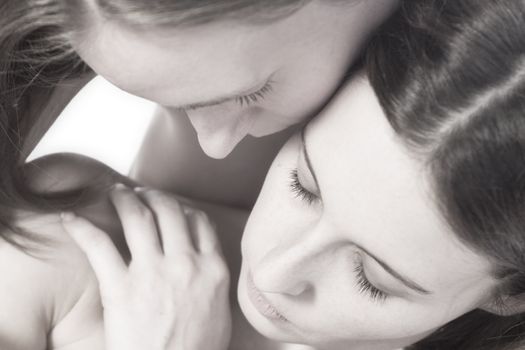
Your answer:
[246,272,288,322]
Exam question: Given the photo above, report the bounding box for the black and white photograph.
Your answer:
[1,1,524,349]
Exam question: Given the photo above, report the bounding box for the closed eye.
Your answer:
[180,79,274,112]
[235,80,274,107]
[289,168,320,205]
[354,255,388,303]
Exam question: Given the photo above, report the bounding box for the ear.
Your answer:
[481,294,525,316]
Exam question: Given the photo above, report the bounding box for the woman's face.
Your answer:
[238,75,498,349]
[72,0,397,158]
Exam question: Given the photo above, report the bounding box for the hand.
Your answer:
[61,185,231,350]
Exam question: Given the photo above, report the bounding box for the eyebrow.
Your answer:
[300,127,433,296]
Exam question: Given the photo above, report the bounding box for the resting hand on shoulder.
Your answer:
[61,185,231,350]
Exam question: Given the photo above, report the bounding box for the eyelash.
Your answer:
[183,80,274,112]
[235,80,274,107]
[289,168,319,205]
[354,258,388,303]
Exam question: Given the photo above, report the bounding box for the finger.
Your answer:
[138,189,195,256]
[61,212,127,288]
[110,185,162,262]
[187,210,222,254]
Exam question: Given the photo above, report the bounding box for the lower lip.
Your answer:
[246,273,288,322]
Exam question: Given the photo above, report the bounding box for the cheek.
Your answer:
[246,107,295,137]
[267,55,354,123]
[303,297,463,346]
[249,63,349,133]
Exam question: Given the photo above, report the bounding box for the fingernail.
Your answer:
[133,186,147,192]
[182,205,195,216]
[60,211,76,222]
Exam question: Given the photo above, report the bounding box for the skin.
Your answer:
[0,153,250,350]
[237,74,499,350]
[70,0,399,207]
[18,2,503,347]
[2,74,504,350]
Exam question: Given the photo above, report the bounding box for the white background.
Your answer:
[29,77,156,174]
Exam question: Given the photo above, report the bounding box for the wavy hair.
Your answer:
[366,0,525,348]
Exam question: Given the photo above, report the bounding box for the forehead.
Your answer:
[76,22,263,103]
[73,2,332,106]
[306,76,495,294]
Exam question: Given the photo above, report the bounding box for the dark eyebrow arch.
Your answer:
[300,127,321,195]
[301,128,432,296]
[357,244,433,295]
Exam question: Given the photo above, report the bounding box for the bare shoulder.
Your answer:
[0,217,102,350]
[0,234,51,350]
[0,153,147,349]
[0,152,120,349]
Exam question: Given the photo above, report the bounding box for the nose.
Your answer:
[251,232,329,297]
[185,107,253,159]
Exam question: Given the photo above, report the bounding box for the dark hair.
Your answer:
[0,0,92,248]
[366,0,525,349]
[0,0,320,247]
